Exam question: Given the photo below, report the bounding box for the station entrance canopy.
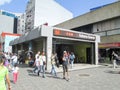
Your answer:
[10,25,99,46]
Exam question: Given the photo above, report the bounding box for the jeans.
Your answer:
[70,60,74,68]
[38,65,45,77]
[33,66,38,73]
[51,65,56,76]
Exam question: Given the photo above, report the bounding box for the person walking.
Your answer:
[69,52,75,69]
[0,58,11,90]
[12,63,19,84]
[38,51,46,78]
[62,51,70,81]
[50,53,57,76]
[33,51,40,73]
[112,51,118,69]
[11,53,18,67]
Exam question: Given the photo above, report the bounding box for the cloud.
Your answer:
[0,0,12,6]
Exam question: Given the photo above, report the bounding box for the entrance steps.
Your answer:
[47,64,100,73]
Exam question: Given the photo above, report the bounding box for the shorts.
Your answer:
[63,64,68,72]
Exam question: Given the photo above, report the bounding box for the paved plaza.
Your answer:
[9,64,120,90]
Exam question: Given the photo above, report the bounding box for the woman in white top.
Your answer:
[11,53,18,67]
[37,52,46,78]
[33,51,40,73]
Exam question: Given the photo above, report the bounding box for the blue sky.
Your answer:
[0,0,117,17]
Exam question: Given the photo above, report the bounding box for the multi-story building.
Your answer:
[0,10,20,52]
[17,13,26,35]
[25,0,73,33]
[55,1,120,61]
[0,10,18,34]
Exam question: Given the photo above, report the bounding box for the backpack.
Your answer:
[55,55,59,68]
[70,55,75,61]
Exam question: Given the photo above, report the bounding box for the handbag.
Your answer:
[43,61,46,65]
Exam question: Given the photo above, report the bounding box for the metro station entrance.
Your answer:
[53,39,95,64]
[10,25,100,70]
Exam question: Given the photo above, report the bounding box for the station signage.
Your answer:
[53,29,96,41]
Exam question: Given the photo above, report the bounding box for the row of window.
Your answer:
[94,28,120,36]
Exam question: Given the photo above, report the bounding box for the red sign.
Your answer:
[53,29,96,40]
[99,43,120,48]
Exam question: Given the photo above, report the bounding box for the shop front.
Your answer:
[99,42,120,62]
[10,25,100,70]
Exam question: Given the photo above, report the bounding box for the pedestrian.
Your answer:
[18,54,24,64]
[38,51,46,78]
[11,53,18,67]
[12,63,19,84]
[0,58,11,90]
[50,53,57,76]
[69,52,75,69]
[33,51,40,73]
[112,51,118,68]
[62,51,70,81]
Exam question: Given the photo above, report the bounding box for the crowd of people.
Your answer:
[0,50,76,90]
[1,49,120,89]
[32,50,75,81]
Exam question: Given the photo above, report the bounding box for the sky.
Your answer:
[0,0,118,17]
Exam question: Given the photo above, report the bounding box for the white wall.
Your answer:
[34,0,73,27]
[4,35,19,53]
[0,15,14,34]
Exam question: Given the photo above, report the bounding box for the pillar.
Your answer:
[95,42,99,65]
[46,37,52,71]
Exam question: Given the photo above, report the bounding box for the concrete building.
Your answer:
[0,10,18,34]
[25,0,73,33]
[0,10,18,51]
[10,25,100,70]
[55,1,120,61]
[17,13,26,35]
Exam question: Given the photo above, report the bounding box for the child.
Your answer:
[12,63,19,84]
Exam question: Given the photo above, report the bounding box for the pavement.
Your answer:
[8,64,120,90]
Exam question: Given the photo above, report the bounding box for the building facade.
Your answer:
[25,0,73,33]
[0,10,18,34]
[17,13,26,35]
[0,10,18,51]
[55,1,120,61]
[10,25,100,70]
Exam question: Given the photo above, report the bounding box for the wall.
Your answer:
[101,34,120,43]
[34,0,73,27]
[55,1,120,29]
[93,17,120,33]
[74,43,90,63]
[0,15,14,34]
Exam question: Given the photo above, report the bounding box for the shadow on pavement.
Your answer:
[10,80,14,84]
[47,75,63,80]
[18,64,29,68]
[104,70,120,74]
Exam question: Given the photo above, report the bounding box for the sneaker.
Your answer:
[42,75,45,78]
[66,78,70,81]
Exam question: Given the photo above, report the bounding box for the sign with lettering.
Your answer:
[53,29,96,41]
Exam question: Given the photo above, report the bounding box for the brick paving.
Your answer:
[9,64,120,90]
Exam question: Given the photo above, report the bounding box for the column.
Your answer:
[46,37,52,71]
[95,42,99,65]
[28,41,33,51]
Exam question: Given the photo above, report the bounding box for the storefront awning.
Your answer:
[26,27,41,41]
[9,27,41,46]
[99,42,120,48]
